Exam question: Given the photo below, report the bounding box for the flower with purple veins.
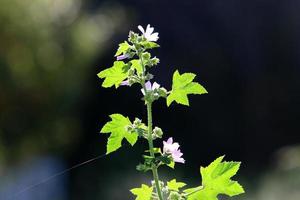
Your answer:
[163,137,185,164]
[138,24,159,42]
[141,81,160,95]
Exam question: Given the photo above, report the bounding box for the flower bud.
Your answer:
[145,73,154,81]
[133,118,142,127]
[128,31,138,43]
[128,68,135,76]
[128,77,136,85]
[153,127,163,138]
[162,186,169,194]
[142,52,151,60]
[125,125,133,132]
[151,57,160,65]
[158,87,168,98]
[169,191,181,200]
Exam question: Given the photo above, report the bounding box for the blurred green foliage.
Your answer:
[0,0,128,165]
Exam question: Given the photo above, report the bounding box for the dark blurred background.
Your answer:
[1,0,300,199]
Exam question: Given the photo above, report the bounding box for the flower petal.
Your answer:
[146,24,154,35]
[145,81,152,91]
[116,54,129,61]
[173,157,185,163]
[152,82,160,90]
[167,137,173,144]
[120,80,130,86]
[138,25,145,34]
[150,32,159,41]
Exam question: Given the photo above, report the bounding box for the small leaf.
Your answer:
[131,184,153,200]
[156,155,172,165]
[136,163,152,172]
[145,148,161,154]
[167,161,175,169]
[141,41,160,49]
[97,61,129,88]
[115,41,130,56]
[167,179,186,192]
[100,114,138,154]
[167,70,207,106]
[186,156,245,200]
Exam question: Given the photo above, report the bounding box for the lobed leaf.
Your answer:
[130,59,143,74]
[167,70,207,106]
[167,179,186,192]
[141,41,160,49]
[115,41,130,56]
[130,184,153,200]
[100,114,138,154]
[186,156,244,200]
[97,61,129,88]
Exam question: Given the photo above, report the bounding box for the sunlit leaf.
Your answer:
[185,156,244,200]
[167,179,186,192]
[115,41,131,56]
[97,61,129,88]
[100,114,138,154]
[130,184,153,200]
[130,59,143,74]
[167,70,207,106]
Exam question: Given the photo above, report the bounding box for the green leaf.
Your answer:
[186,156,245,200]
[136,163,152,172]
[97,61,129,88]
[100,114,138,154]
[145,148,161,154]
[156,155,172,165]
[130,59,143,74]
[141,41,160,49]
[130,184,153,200]
[167,70,207,106]
[184,186,204,195]
[167,179,186,192]
[115,41,130,56]
[167,161,175,169]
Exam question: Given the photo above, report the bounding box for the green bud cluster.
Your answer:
[125,118,147,137]
[143,86,168,104]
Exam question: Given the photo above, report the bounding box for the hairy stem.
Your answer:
[137,47,164,200]
[147,103,164,200]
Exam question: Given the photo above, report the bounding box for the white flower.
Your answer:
[138,24,159,42]
[141,81,160,95]
[163,137,185,164]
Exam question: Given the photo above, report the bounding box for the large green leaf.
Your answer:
[130,184,153,200]
[100,114,138,154]
[167,70,207,106]
[186,156,244,200]
[97,61,129,88]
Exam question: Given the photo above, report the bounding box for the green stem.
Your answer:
[184,186,204,197]
[147,103,164,200]
[136,47,164,200]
